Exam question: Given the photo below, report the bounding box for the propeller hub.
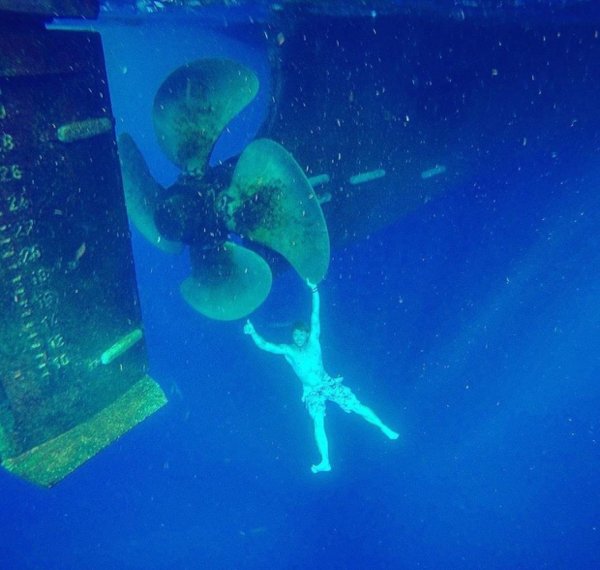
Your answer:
[154,180,225,247]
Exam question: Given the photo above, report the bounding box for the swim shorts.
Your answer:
[302,375,361,417]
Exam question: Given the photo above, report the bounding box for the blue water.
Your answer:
[3,6,600,569]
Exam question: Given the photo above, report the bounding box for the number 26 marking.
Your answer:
[0,164,22,182]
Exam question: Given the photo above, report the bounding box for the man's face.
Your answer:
[292,328,309,347]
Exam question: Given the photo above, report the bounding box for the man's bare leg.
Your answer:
[351,403,399,440]
[310,410,332,473]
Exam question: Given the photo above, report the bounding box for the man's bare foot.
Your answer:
[383,426,400,440]
[311,461,331,474]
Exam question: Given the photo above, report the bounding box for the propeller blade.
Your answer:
[118,133,182,254]
[224,138,330,283]
[181,242,272,321]
[153,59,259,176]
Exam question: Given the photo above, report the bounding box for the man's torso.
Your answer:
[284,337,326,388]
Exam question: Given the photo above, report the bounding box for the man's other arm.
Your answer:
[244,320,290,355]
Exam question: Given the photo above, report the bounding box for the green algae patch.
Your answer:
[2,376,166,487]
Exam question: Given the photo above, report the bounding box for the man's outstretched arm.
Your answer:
[307,279,321,340]
[244,320,290,355]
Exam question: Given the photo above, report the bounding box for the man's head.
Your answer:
[292,321,310,347]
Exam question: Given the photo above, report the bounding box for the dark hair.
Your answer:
[292,320,310,333]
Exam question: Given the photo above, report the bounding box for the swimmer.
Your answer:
[244,279,399,474]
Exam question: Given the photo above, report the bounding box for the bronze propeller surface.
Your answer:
[153,59,259,176]
[119,133,182,254]
[181,242,272,321]
[119,59,330,321]
[222,138,330,284]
